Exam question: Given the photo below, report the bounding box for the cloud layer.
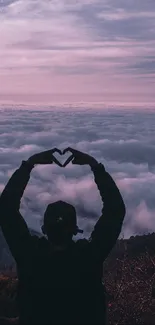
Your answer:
[0,107,155,239]
[0,0,155,105]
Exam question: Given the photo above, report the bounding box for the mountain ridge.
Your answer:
[1,227,155,269]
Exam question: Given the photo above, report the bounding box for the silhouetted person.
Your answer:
[0,147,126,325]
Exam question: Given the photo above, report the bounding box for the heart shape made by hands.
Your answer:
[53,150,73,167]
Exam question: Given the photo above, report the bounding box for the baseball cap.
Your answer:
[44,200,83,234]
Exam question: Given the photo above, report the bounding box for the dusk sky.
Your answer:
[0,0,155,106]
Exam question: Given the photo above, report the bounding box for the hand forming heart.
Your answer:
[52,149,73,167]
[52,147,98,167]
[28,147,97,167]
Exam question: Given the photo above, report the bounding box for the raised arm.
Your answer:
[89,163,126,261]
[0,148,62,263]
[0,161,34,263]
[63,147,126,262]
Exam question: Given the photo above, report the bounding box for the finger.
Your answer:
[72,158,82,165]
[52,156,62,167]
[72,158,77,164]
[51,148,62,155]
[63,147,75,155]
[63,154,74,167]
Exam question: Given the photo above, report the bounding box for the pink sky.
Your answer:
[0,0,155,106]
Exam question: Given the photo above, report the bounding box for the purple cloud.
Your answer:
[1,108,155,239]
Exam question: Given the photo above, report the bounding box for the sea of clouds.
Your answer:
[0,107,155,240]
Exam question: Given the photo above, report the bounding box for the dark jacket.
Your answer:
[0,162,126,325]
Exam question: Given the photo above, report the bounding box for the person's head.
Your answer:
[41,200,83,246]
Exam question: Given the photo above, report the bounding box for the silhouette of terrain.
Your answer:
[1,228,155,268]
[1,231,155,324]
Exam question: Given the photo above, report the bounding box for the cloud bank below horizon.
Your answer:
[0,107,155,240]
